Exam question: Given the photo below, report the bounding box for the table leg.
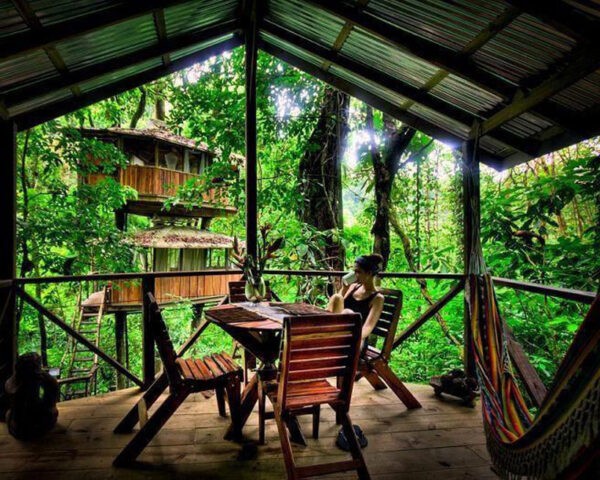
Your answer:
[224,373,258,440]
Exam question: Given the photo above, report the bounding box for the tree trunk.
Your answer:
[368,109,415,270]
[298,86,349,271]
[130,87,147,129]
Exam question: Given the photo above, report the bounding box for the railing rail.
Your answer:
[492,276,596,304]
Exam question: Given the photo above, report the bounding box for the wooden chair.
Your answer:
[113,293,243,467]
[262,313,371,480]
[228,280,280,382]
[358,288,421,409]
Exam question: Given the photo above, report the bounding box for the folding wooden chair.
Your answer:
[358,288,421,409]
[262,313,371,480]
[113,293,243,466]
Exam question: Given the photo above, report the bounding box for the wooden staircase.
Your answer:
[58,286,107,400]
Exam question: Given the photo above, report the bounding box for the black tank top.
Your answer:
[344,284,378,323]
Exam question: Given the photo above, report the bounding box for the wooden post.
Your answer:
[462,132,484,378]
[142,276,156,388]
[115,209,127,231]
[245,0,258,261]
[0,121,17,414]
[115,311,128,390]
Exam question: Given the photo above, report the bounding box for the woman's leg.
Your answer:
[327,293,344,313]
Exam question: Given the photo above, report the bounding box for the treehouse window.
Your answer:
[207,249,226,268]
[181,249,206,271]
[153,248,181,272]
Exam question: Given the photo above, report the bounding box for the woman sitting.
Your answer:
[327,254,385,344]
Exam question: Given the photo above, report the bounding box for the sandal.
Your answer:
[335,424,368,451]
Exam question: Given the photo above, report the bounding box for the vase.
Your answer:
[245,276,267,303]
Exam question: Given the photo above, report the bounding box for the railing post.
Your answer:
[142,276,156,389]
[0,120,17,415]
[115,310,128,390]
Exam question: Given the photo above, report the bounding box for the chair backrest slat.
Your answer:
[147,293,181,386]
[370,288,403,360]
[277,313,362,411]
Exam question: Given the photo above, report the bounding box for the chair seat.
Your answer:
[282,379,342,409]
[362,345,382,362]
[176,352,242,382]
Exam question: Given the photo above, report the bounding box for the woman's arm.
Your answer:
[361,293,384,340]
[338,282,351,296]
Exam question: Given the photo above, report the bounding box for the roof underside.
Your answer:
[128,226,236,249]
[1,0,599,170]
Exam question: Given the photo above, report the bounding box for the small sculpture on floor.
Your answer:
[4,352,59,440]
[430,369,480,406]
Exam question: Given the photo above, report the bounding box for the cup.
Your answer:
[342,271,356,286]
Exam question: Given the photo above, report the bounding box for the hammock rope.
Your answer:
[469,274,600,479]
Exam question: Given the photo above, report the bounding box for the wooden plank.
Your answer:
[245,0,259,261]
[0,121,16,397]
[142,277,156,388]
[506,334,547,408]
[493,277,596,304]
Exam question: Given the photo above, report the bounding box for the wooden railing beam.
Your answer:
[392,280,465,350]
[15,287,143,387]
[493,277,596,304]
[141,278,156,388]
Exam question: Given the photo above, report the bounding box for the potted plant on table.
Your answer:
[231,225,284,303]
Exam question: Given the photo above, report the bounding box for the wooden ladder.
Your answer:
[59,286,107,400]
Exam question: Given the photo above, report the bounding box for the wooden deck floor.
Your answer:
[0,381,498,479]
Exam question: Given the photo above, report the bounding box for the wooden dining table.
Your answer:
[205,301,330,444]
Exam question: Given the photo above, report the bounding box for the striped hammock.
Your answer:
[468,274,600,479]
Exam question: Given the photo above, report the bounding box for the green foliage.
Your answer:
[14,48,599,401]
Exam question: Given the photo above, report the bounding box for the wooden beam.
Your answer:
[115,311,128,390]
[15,286,143,387]
[492,277,596,304]
[261,22,538,157]
[4,20,240,110]
[260,41,509,166]
[462,134,484,377]
[478,45,600,137]
[506,332,547,408]
[0,0,191,61]
[14,35,243,131]
[263,269,464,280]
[245,0,259,261]
[141,278,156,389]
[392,280,465,349]
[0,120,17,408]
[152,9,171,67]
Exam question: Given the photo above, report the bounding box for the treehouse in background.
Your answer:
[80,122,241,312]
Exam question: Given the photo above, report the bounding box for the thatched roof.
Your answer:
[79,122,213,155]
[128,226,237,249]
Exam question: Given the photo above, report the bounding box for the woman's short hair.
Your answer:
[355,253,384,275]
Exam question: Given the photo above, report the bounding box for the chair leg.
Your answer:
[335,376,343,425]
[225,376,242,441]
[339,410,371,480]
[371,359,422,409]
[113,387,189,466]
[258,379,266,445]
[216,387,227,417]
[113,373,169,434]
[274,409,298,480]
[312,404,320,439]
[362,366,388,391]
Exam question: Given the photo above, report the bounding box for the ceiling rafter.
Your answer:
[14,36,243,132]
[10,0,81,98]
[259,40,514,169]
[0,0,192,62]
[153,9,172,67]
[478,43,600,137]
[3,20,241,111]
[261,21,539,157]
[305,0,576,133]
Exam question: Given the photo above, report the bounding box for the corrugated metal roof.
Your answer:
[472,13,577,85]
[0,0,598,170]
[164,0,238,35]
[365,0,507,53]
[55,14,158,71]
[28,0,123,27]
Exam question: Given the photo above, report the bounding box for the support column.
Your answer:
[245,0,258,261]
[462,133,484,378]
[115,311,128,390]
[0,121,17,416]
[141,277,156,389]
